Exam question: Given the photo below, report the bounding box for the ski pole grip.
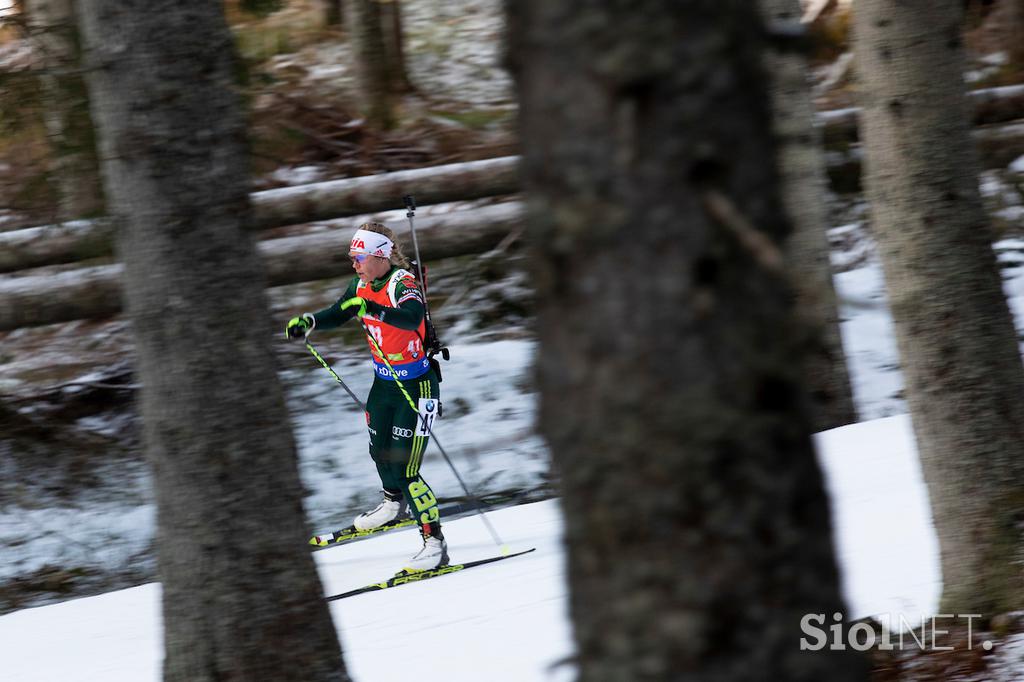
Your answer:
[403,194,416,211]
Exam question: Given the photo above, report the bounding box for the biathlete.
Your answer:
[285,222,446,572]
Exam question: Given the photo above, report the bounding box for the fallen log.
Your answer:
[3,113,1022,330]
[824,119,1024,193]
[973,121,1024,169]
[0,155,520,274]
[249,155,519,230]
[0,218,115,274]
[5,85,1024,275]
[4,85,1024,275]
[967,84,1024,126]
[6,84,1024,274]
[820,84,1024,147]
[0,202,523,332]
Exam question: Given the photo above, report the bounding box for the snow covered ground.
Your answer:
[2,415,1023,680]
[5,190,1024,677]
[0,502,573,682]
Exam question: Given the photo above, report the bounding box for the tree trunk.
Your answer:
[379,0,412,93]
[0,201,523,331]
[854,0,1024,616]
[76,2,350,680]
[759,0,857,431]
[23,0,103,220]
[325,0,344,27]
[346,0,394,128]
[508,2,867,680]
[1004,0,1024,70]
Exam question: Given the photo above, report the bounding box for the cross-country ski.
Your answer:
[325,548,537,601]
[308,517,418,548]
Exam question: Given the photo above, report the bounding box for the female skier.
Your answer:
[286,222,446,572]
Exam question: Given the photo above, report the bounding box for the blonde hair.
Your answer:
[359,222,410,268]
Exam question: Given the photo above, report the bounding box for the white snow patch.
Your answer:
[990,633,1024,681]
[833,251,905,419]
[270,165,326,186]
[0,504,155,582]
[814,415,940,622]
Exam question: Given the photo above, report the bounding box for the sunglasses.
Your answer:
[350,253,371,264]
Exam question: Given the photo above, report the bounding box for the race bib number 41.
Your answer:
[416,397,439,436]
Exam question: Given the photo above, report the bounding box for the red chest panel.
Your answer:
[356,270,429,380]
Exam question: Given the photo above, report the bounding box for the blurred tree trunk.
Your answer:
[759,0,857,431]
[76,2,350,680]
[326,0,344,27]
[23,0,103,220]
[508,2,867,680]
[1002,0,1024,70]
[238,0,284,17]
[346,0,396,128]
[379,0,412,93]
[854,0,1024,616]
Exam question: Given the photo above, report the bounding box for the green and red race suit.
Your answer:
[311,266,442,532]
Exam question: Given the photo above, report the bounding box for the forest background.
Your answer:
[1,1,1024,680]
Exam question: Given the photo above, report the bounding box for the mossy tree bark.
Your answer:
[77,1,350,680]
[854,0,1024,616]
[508,1,868,679]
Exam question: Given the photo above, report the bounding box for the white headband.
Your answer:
[350,229,394,259]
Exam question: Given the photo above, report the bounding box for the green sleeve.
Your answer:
[310,274,426,332]
[311,279,360,331]
[373,298,425,331]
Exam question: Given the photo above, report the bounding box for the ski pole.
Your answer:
[304,337,366,410]
[305,328,508,553]
[403,195,449,361]
[404,195,424,292]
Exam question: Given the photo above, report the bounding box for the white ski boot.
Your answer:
[353,490,406,531]
[402,529,449,573]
